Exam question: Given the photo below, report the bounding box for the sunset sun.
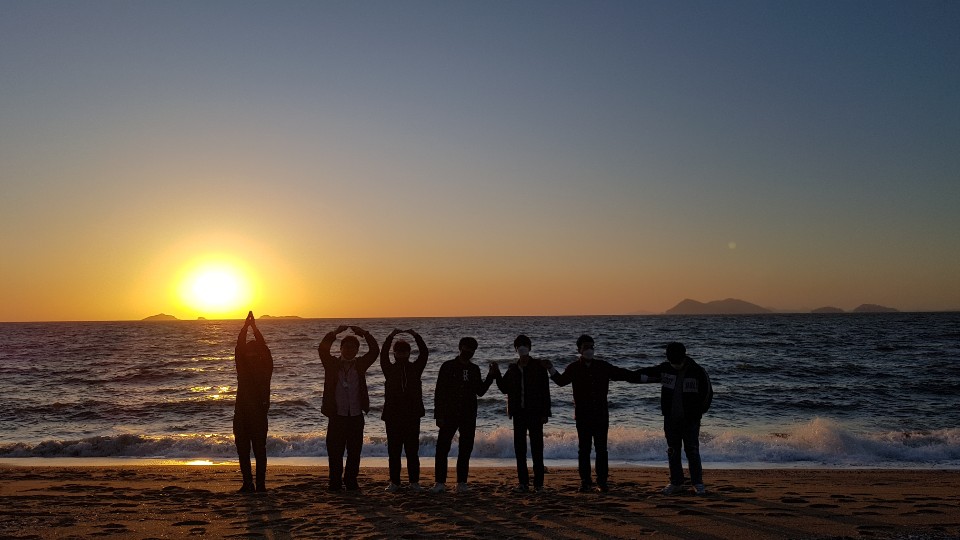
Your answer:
[176,259,255,317]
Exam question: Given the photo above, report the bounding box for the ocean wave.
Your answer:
[2,419,958,465]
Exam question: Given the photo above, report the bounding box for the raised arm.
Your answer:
[543,359,574,387]
[494,363,510,394]
[317,325,347,367]
[352,326,380,371]
[237,311,253,349]
[609,362,647,384]
[409,329,429,373]
[477,366,497,397]
[380,329,400,374]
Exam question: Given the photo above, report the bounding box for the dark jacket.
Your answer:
[495,360,551,419]
[318,330,380,418]
[380,333,429,421]
[550,358,641,420]
[235,326,273,420]
[433,358,496,423]
[637,357,713,420]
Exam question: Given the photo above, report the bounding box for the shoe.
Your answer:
[385,483,400,493]
[429,483,446,494]
[662,484,684,495]
[513,484,529,493]
[595,484,609,493]
[255,484,267,494]
[408,482,425,493]
[237,483,255,493]
[456,482,470,493]
[577,483,593,493]
[327,484,342,493]
[694,484,706,496]
[533,485,543,493]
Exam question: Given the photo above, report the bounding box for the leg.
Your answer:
[403,417,422,484]
[385,419,403,486]
[595,419,609,488]
[252,426,268,492]
[344,416,365,489]
[513,415,530,486]
[663,417,685,486]
[434,423,457,484]
[528,414,545,489]
[233,416,254,488]
[575,418,593,487]
[326,416,346,489]
[456,420,476,484]
[682,418,703,486]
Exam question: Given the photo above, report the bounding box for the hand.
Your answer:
[539,358,553,370]
[488,361,500,374]
[405,329,417,335]
[350,325,365,335]
[541,417,548,424]
[335,325,349,334]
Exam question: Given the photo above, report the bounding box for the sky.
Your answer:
[1,1,958,321]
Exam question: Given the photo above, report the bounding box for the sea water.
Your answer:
[1,314,959,468]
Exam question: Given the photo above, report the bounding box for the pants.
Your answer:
[326,415,365,489]
[434,418,476,484]
[513,410,545,488]
[385,416,421,485]
[575,415,609,487]
[664,417,703,486]
[233,414,268,489]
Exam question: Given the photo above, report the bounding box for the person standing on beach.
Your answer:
[318,325,380,492]
[233,311,273,493]
[491,334,552,493]
[380,329,429,493]
[636,342,713,496]
[430,337,497,494]
[541,334,643,493]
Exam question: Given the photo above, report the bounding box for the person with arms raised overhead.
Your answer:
[492,334,552,493]
[541,334,644,493]
[430,337,497,494]
[233,311,273,493]
[318,325,380,492]
[380,329,429,493]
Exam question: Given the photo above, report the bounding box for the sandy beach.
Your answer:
[1,465,958,539]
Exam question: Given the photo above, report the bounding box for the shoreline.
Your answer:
[1,465,958,539]
[3,456,960,470]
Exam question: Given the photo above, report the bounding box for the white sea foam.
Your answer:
[3,418,958,467]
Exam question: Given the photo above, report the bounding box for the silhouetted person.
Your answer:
[234,311,273,493]
[380,329,429,493]
[637,342,713,496]
[492,334,551,492]
[430,337,496,493]
[318,325,380,492]
[542,334,643,493]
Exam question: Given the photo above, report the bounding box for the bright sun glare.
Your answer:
[177,260,254,317]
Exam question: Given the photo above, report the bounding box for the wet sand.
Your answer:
[1,465,958,539]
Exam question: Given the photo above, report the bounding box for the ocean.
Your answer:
[2,314,959,468]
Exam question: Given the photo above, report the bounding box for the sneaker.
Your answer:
[327,484,343,493]
[456,482,470,493]
[385,483,400,493]
[513,484,529,493]
[662,484,684,495]
[408,482,425,493]
[429,483,446,494]
[595,483,609,493]
[694,484,706,496]
[237,483,255,493]
[577,483,593,493]
[533,485,543,493]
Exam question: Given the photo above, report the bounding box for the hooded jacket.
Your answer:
[638,357,713,420]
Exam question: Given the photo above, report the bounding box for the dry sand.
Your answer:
[1,465,958,539]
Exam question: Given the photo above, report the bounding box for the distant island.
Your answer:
[852,304,899,313]
[260,315,303,319]
[811,306,845,314]
[142,313,179,321]
[665,298,772,315]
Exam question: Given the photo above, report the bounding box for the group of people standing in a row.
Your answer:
[233,312,713,497]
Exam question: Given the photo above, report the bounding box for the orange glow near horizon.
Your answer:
[174,256,257,319]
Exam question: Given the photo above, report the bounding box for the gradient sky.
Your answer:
[2,1,958,321]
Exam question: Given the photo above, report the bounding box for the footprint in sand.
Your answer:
[780,497,807,504]
[173,520,211,526]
